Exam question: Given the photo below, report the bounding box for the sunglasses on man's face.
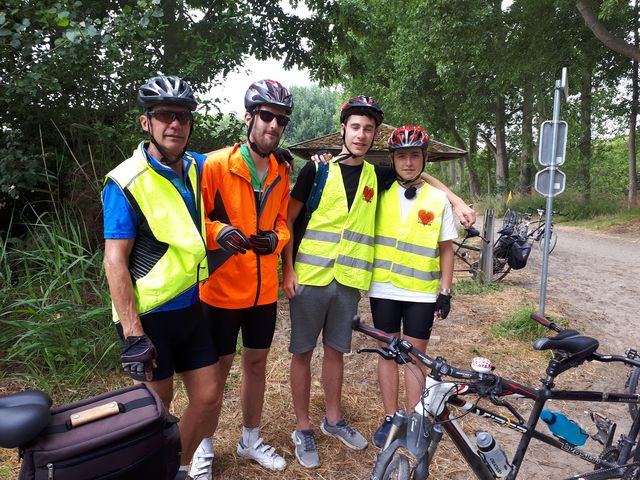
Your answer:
[148,110,193,125]
[256,109,290,127]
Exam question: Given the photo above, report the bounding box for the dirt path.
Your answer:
[493,224,640,478]
[520,225,640,353]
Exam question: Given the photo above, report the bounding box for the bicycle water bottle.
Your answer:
[540,410,588,446]
[475,431,511,478]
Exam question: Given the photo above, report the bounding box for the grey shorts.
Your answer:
[289,280,361,354]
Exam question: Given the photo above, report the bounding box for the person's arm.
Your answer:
[104,238,142,337]
[420,172,476,227]
[272,168,291,255]
[282,198,304,299]
[435,239,454,320]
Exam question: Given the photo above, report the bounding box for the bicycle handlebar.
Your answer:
[352,316,486,381]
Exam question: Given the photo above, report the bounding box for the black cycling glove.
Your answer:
[216,226,251,254]
[273,148,295,171]
[249,230,279,255]
[121,335,157,381]
[435,294,451,320]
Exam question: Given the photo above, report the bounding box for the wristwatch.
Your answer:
[439,287,452,296]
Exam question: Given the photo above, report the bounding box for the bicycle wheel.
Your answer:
[382,453,411,480]
[536,227,558,254]
[492,257,511,282]
[627,367,640,420]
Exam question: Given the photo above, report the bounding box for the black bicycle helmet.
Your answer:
[138,75,197,111]
[244,79,294,115]
[340,96,384,126]
[388,125,430,151]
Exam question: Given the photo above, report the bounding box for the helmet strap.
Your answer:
[145,113,190,167]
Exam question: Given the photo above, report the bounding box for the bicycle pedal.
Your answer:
[589,411,616,447]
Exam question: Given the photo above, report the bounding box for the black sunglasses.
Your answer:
[147,110,193,125]
[256,109,290,127]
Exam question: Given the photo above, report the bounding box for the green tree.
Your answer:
[284,86,341,144]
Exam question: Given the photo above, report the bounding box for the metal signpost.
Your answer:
[536,67,568,315]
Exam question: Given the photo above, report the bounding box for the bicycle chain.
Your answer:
[561,462,640,480]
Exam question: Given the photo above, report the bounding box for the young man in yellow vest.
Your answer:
[369,125,455,448]
[103,76,221,479]
[282,97,474,468]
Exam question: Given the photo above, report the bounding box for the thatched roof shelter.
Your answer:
[289,123,467,165]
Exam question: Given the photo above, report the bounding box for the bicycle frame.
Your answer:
[355,316,640,480]
[429,377,640,479]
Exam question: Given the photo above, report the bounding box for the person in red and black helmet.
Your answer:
[368,125,455,449]
[282,98,474,468]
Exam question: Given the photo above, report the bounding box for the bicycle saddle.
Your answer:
[533,329,599,360]
[0,390,52,448]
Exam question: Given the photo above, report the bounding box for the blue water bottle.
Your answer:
[540,410,588,446]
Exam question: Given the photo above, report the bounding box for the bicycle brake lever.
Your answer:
[489,393,525,424]
[357,347,397,361]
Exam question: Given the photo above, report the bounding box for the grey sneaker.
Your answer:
[291,429,320,468]
[320,417,368,450]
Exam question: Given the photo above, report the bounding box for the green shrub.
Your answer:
[453,278,502,296]
[0,209,119,391]
[491,304,568,342]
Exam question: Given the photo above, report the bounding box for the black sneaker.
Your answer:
[372,415,393,448]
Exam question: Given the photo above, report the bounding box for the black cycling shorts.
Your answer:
[202,302,277,357]
[369,297,436,341]
[116,302,218,381]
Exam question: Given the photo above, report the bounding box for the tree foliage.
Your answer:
[284,86,342,144]
[0,0,319,209]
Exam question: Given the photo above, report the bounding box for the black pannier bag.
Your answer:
[19,383,180,480]
[508,237,532,270]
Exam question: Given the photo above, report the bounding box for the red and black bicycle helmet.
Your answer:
[138,75,197,111]
[244,79,294,115]
[388,125,430,151]
[340,96,384,126]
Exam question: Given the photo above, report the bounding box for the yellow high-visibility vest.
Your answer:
[105,142,208,320]
[372,182,446,293]
[296,161,378,290]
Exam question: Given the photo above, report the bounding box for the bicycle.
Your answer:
[453,227,512,282]
[353,314,640,479]
[522,208,559,254]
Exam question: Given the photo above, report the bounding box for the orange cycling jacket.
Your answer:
[200,144,290,309]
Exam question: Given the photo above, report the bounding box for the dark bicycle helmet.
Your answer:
[340,96,384,126]
[388,125,430,151]
[244,79,294,115]
[138,75,197,111]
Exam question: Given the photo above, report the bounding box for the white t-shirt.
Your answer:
[368,183,458,303]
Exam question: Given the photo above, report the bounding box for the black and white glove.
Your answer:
[216,226,251,254]
[273,148,295,171]
[249,230,279,255]
[121,335,157,381]
[435,294,451,320]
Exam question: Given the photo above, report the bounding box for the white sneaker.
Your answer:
[188,439,214,480]
[236,437,286,471]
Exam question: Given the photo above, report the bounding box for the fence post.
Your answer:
[479,209,494,283]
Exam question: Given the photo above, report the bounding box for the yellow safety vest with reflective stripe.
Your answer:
[105,142,208,321]
[372,182,446,292]
[295,161,378,290]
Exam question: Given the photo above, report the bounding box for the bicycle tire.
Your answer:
[628,367,640,420]
[382,453,411,480]
[536,227,558,254]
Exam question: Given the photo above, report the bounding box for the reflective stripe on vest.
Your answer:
[106,142,208,320]
[295,161,378,290]
[372,182,446,292]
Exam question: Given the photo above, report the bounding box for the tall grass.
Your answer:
[0,208,119,392]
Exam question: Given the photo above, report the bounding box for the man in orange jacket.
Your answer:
[188,80,293,479]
